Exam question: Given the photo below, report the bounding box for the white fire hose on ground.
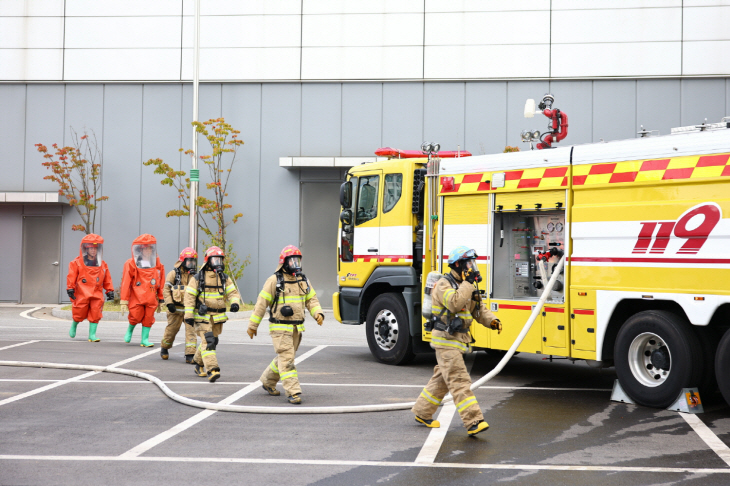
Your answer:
[0,257,565,415]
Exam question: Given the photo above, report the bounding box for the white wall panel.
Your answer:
[183,0,301,16]
[684,6,730,40]
[0,17,64,48]
[0,0,64,16]
[304,0,423,14]
[67,0,182,16]
[64,49,180,80]
[425,11,549,45]
[303,13,422,47]
[426,0,549,12]
[684,0,730,5]
[181,48,300,80]
[302,46,422,79]
[683,41,730,75]
[552,8,681,43]
[0,49,62,80]
[182,15,300,48]
[65,17,181,48]
[553,0,681,9]
[552,42,681,77]
[425,45,550,79]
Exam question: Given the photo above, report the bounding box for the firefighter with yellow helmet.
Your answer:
[247,245,324,404]
[160,247,199,363]
[412,246,503,436]
[183,246,241,383]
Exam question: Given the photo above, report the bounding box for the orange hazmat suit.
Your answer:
[66,234,113,323]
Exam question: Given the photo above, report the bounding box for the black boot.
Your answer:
[185,354,194,364]
[160,348,169,360]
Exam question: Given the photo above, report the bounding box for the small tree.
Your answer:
[36,128,107,233]
[144,117,249,281]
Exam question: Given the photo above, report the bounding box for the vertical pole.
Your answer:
[189,0,200,252]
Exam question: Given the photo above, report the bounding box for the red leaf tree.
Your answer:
[36,128,107,234]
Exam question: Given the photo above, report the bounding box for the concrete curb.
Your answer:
[50,306,254,322]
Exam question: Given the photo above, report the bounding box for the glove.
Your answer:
[247,327,257,339]
[315,313,324,326]
[462,268,477,284]
[105,291,114,301]
[490,319,502,334]
[185,318,195,327]
[67,289,76,301]
[166,303,177,313]
[230,303,239,313]
[120,304,129,313]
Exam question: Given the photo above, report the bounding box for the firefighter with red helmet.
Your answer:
[247,245,324,404]
[120,234,165,347]
[183,246,242,383]
[160,247,199,363]
[66,234,114,342]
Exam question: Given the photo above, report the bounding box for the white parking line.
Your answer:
[0,347,161,408]
[0,341,39,351]
[414,358,476,464]
[19,307,43,320]
[119,345,328,458]
[681,412,730,467]
[0,454,728,474]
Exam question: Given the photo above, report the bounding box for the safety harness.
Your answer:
[194,267,228,315]
[425,273,466,334]
[268,271,310,325]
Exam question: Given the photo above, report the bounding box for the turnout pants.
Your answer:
[193,317,223,371]
[411,347,484,429]
[260,328,302,397]
[161,312,197,355]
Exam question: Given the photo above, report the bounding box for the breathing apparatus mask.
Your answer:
[208,255,225,273]
[460,257,481,284]
[284,256,303,277]
[182,258,197,274]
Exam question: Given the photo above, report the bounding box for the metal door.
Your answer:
[300,181,342,309]
[21,216,62,303]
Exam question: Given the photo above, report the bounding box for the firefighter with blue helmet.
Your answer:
[411,245,503,436]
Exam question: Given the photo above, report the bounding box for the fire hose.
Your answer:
[0,257,565,414]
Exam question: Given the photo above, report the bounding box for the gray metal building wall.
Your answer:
[1,78,729,302]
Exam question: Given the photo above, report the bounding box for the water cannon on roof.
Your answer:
[522,94,569,150]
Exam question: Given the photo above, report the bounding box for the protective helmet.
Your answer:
[278,245,303,274]
[448,246,477,264]
[203,246,225,271]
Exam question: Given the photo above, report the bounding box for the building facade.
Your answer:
[2,0,729,304]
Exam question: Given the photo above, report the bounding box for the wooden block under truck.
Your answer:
[333,121,730,410]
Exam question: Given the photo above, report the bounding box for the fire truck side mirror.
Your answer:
[340,181,352,208]
[340,209,353,226]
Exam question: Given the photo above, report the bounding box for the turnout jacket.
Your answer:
[183,269,241,323]
[430,269,498,354]
[249,272,323,333]
[163,261,193,314]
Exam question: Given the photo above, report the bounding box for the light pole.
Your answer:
[189,0,200,252]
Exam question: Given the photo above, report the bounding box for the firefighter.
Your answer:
[160,247,199,363]
[411,246,503,436]
[247,245,324,405]
[66,234,114,342]
[183,246,241,383]
[120,234,165,347]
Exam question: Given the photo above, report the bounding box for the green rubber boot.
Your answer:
[69,321,79,338]
[140,326,153,347]
[124,324,135,343]
[88,322,100,342]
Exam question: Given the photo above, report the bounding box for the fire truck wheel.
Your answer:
[716,330,730,407]
[365,293,415,365]
[615,310,703,408]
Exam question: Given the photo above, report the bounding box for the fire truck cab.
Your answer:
[333,123,730,409]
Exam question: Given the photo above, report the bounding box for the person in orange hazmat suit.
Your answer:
[120,234,165,347]
[66,234,114,342]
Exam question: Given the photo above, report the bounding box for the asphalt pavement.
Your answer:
[1,305,729,485]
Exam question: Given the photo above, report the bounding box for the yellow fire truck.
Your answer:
[333,115,730,409]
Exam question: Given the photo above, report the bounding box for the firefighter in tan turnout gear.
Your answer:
[160,247,199,363]
[247,245,324,405]
[183,246,241,383]
[412,246,503,436]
